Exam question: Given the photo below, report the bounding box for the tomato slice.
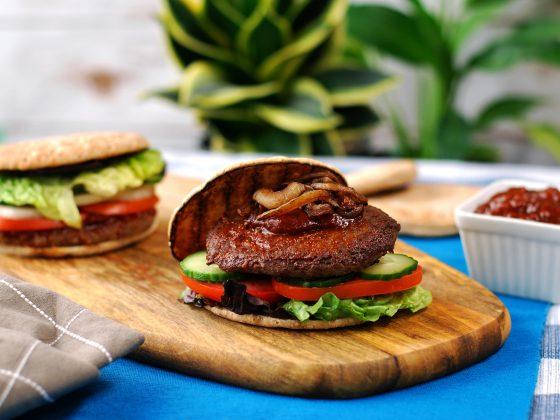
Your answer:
[0,195,159,232]
[0,217,66,232]
[181,274,283,304]
[182,275,224,302]
[272,266,423,301]
[80,195,158,216]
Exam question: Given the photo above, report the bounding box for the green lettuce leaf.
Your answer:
[73,149,165,197]
[282,286,432,322]
[0,149,165,228]
[0,176,80,228]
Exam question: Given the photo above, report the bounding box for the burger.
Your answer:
[169,157,431,329]
[0,132,165,257]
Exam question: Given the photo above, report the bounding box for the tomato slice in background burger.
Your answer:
[0,217,66,232]
[0,193,159,232]
[80,195,158,216]
[272,266,423,301]
[181,274,283,304]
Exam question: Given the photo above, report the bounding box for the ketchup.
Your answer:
[475,187,560,224]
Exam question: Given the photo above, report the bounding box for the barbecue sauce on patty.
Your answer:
[248,208,352,235]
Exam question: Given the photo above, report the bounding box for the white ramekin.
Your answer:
[455,179,560,303]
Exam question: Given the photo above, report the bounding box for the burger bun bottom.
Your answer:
[205,306,365,330]
[0,220,157,258]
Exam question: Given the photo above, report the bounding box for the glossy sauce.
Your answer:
[249,208,351,235]
[475,187,560,224]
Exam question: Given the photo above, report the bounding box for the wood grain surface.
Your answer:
[0,175,511,398]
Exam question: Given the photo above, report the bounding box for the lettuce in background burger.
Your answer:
[0,132,165,257]
[169,157,431,329]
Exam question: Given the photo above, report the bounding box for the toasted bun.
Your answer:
[168,157,346,261]
[205,306,364,329]
[346,160,417,196]
[0,220,157,257]
[0,132,149,171]
[367,184,479,237]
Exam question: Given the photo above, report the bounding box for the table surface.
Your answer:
[26,153,560,420]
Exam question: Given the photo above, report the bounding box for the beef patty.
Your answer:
[0,209,156,248]
[206,205,399,278]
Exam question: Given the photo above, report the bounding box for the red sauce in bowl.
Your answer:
[475,187,560,224]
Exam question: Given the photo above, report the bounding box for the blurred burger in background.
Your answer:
[0,132,165,257]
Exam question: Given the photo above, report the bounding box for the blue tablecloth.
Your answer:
[27,236,549,420]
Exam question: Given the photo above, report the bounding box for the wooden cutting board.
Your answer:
[0,175,510,398]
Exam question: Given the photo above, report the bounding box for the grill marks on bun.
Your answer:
[168,157,346,260]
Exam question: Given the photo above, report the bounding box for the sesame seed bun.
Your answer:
[0,132,149,171]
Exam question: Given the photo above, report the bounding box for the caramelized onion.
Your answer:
[310,182,368,204]
[257,190,330,220]
[325,196,364,219]
[253,182,307,209]
[336,205,364,218]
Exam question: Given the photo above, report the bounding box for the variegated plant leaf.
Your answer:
[274,0,291,16]
[257,0,346,81]
[335,106,379,141]
[315,66,397,106]
[255,78,341,133]
[179,62,279,109]
[300,25,345,74]
[336,105,379,129]
[203,0,245,41]
[207,120,312,154]
[163,0,234,63]
[155,0,394,155]
[257,25,331,81]
[143,87,180,103]
[292,0,346,33]
[163,29,205,68]
[241,128,313,154]
[237,0,290,66]
[197,106,258,123]
[231,0,259,16]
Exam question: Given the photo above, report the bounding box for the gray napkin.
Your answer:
[0,272,144,418]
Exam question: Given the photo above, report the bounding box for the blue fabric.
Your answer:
[28,236,549,420]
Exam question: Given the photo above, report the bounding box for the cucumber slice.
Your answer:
[359,254,418,280]
[180,251,241,283]
[279,273,355,288]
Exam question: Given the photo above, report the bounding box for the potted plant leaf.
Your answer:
[150,0,395,155]
[346,0,560,162]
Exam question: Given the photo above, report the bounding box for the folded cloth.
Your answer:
[0,272,144,418]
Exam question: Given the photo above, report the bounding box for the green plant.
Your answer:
[347,0,560,161]
[151,0,396,155]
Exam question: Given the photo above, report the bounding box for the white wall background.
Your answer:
[0,0,202,150]
[0,0,559,163]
